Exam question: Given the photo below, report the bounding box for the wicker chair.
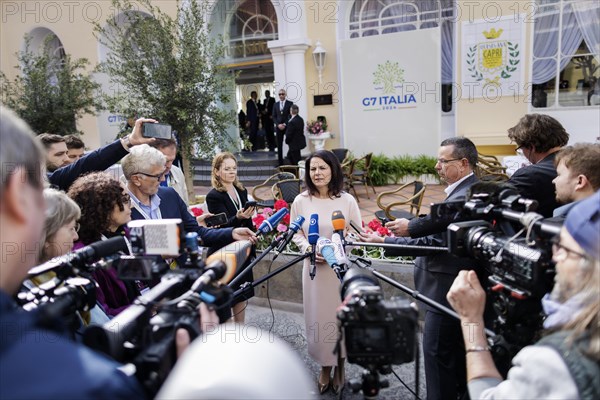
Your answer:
[374,181,426,222]
[272,179,303,204]
[251,172,296,207]
[348,153,376,199]
[331,148,350,164]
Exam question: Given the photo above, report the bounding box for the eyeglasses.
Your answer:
[551,237,588,261]
[436,158,462,165]
[135,171,165,181]
[278,93,286,96]
[69,222,80,233]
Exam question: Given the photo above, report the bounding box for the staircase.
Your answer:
[192,152,281,186]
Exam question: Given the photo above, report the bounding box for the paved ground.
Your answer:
[244,301,426,400]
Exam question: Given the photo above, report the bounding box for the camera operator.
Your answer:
[506,114,569,218]
[0,107,145,398]
[359,137,480,400]
[447,190,600,399]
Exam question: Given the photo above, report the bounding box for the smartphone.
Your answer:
[349,220,363,234]
[205,212,228,227]
[243,201,257,211]
[143,123,172,139]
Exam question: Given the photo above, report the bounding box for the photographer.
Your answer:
[447,191,600,399]
[0,107,144,398]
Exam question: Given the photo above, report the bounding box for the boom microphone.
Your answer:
[257,208,289,236]
[308,214,319,280]
[191,260,230,293]
[276,215,305,254]
[28,236,128,277]
[331,233,349,266]
[317,237,345,281]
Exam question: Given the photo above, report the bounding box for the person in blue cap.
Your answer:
[446,190,600,399]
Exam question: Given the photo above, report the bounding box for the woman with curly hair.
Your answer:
[67,171,136,317]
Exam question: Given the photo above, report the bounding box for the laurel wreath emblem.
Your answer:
[466,41,520,81]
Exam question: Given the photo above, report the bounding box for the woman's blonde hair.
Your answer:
[39,188,81,262]
[211,152,244,192]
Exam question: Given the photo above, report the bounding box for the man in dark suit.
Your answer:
[506,114,569,217]
[284,105,306,166]
[360,137,480,400]
[272,89,293,165]
[262,90,276,152]
[245,91,259,151]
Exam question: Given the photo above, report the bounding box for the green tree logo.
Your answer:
[373,61,404,94]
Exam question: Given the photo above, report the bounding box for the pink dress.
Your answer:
[291,191,362,366]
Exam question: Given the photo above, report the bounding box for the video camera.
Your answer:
[337,267,418,396]
[82,219,251,396]
[432,182,562,361]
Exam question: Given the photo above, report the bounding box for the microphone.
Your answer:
[331,232,349,266]
[28,236,128,277]
[206,240,252,285]
[275,215,305,254]
[316,237,345,281]
[332,210,346,242]
[308,214,319,280]
[191,259,230,293]
[257,208,289,236]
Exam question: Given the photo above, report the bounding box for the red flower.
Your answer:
[191,207,203,217]
[252,214,266,229]
[274,199,288,211]
[377,226,391,236]
[368,218,382,231]
[282,213,291,225]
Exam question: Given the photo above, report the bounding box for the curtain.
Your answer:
[532,0,600,84]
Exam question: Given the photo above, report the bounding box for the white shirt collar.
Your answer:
[444,172,474,197]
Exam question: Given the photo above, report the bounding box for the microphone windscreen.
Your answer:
[331,233,348,264]
[331,210,346,232]
[308,214,319,245]
[289,215,305,233]
[206,240,252,284]
[258,208,289,234]
[316,237,338,268]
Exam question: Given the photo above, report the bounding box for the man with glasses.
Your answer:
[121,144,257,251]
[272,89,293,166]
[446,190,600,399]
[359,137,480,400]
[507,114,569,218]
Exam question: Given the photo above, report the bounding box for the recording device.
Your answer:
[256,207,289,236]
[28,236,128,278]
[349,220,363,235]
[338,267,418,396]
[243,201,257,211]
[142,122,172,139]
[316,237,345,281]
[275,215,305,254]
[432,182,562,363]
[205,212,228,227]
[308,214,319,280]
[128,219,183,256]
[85,220,252,396]
[332,210,346,238]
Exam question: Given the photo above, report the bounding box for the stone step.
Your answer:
[191,153,281,186]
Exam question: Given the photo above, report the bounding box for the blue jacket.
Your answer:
[130,186,234,250]
[48,139,129,191]
[0,290,144,399]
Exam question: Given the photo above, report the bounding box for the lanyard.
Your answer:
[100,233,133,255]
[227,188,242,212]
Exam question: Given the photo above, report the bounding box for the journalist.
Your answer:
[447,190,600,399]
[359,137,480,400]
[0,107,145,398]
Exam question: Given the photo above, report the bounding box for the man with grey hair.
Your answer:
[0,107,144,398]
[149,138,189,205]
[122,144,257,249]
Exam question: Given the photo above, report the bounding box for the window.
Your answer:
[348,0,455,112]
[226,0,278,59]
[531,0,600,108]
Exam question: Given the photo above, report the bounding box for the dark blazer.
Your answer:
[384,174,480,309]
[272,99,293,127]
[285,115,306,151]
[206,187,253,229]
[246,99,259,127]
[130,187,234,249]
[48,139,128,191]
[508,152,559,218]
[262,96,275,123]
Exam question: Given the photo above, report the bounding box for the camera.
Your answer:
[338,267,418,369]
